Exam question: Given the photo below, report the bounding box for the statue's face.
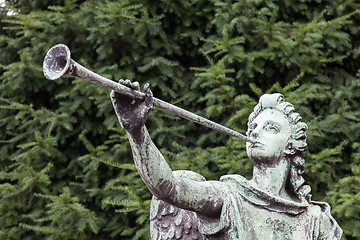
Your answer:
[246,109,291,165]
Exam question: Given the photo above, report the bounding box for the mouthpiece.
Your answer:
[43,44,71,80]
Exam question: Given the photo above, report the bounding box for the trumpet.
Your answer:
[43,44,252,142]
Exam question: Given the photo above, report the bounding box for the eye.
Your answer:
[249,123,257,130]
[247,123,257,136]
[264,122,280,133]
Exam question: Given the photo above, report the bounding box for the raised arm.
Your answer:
[110,81,223,217]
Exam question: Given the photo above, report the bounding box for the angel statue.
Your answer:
[110,80,342,240]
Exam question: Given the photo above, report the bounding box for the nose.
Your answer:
[250,129,259,139]
[249,127,260,139]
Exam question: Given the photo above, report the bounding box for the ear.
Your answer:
[284,140,296,155]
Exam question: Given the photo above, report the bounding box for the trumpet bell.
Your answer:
[43,44,71,80]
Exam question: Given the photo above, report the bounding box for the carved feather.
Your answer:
[150,170,207,240]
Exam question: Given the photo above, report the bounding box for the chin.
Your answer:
[248,151,281,166]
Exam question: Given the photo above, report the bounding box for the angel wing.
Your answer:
[150,170,207,240]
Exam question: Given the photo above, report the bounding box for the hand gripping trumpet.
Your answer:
[43,44,253,142]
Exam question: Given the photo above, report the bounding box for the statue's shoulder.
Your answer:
[309,200,335,218]
[309,201,343,240]
[150,170,207,240]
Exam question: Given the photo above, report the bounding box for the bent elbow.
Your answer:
[149,179,177,201]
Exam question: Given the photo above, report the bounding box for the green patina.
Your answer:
[112,86,342,240]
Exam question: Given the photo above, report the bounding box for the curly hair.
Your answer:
[247,93,311,202]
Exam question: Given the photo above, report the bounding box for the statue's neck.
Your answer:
[250,157,291,200]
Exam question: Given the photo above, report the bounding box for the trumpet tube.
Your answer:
[43,44,252,142]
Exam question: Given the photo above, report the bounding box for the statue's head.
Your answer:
[246,93,311,200]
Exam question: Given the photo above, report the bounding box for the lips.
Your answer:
[250,142,265,149]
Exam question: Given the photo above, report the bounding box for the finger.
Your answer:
[112,83,122,99]
[110,91,121,118]
[143,83,154,108]
[144,83,153,97]
[110,90,121,104]
[124,79,131,87]
[131,81,140,91]
[110,90,116,102]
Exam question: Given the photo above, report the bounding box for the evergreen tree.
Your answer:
[1,0,359,239]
